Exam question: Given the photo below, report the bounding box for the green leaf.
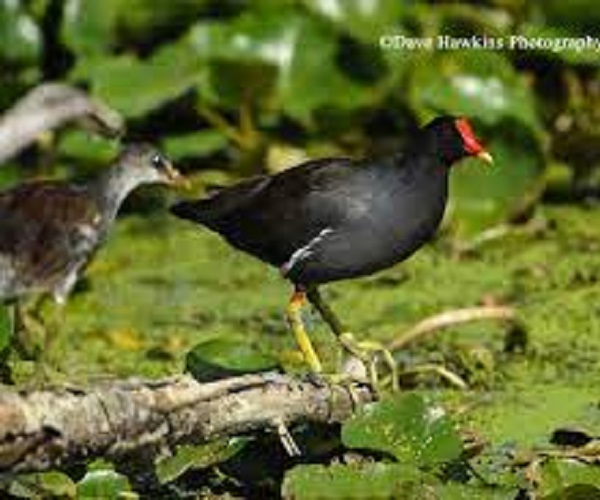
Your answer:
[539,458,600,498]
[342,393,463,468]
[77,469,132,499]
[408,51,541,132]
[156,438,247,485]
[0,0,41,64]
[282,462,430,500]
[163,130,229,160]
[449,121,545,237]
[186,337,279,382]
[73,40,203,118]
[9,472,76,498]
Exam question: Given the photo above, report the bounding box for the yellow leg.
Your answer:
[286,290,323,373]
[307,287,399,392]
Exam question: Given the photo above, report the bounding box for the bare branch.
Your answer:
[0,373,375,475]
[0,83,124,164]
[389,306,518,351]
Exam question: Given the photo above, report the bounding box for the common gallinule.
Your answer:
[0,144,185,378]
[171,116,492,385]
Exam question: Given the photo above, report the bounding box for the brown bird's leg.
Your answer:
[306,287,398,391]
[286,287,323,373]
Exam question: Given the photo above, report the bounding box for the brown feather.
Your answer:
[0,181,101,293]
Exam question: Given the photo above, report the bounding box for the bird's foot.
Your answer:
[338,332,399,393]
[303,370,372,408]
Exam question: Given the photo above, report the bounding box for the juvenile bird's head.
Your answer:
[423,115,493,167]
[116,143,187,188]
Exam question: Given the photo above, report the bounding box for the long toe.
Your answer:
[338,332,399,392]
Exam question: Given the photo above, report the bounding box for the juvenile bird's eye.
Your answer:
[151,153,165,169]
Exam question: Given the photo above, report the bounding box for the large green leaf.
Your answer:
[342,393,463,468]
[282,463,428,500]
[540,459,600,499]
[187,9,369,123]
[63,0,211,57]
[408,51,541,132]
[449,121,545,237]
[72,40,202,118]
[186,337,279,382]
[163,130,229,160]
[77,469,132,499]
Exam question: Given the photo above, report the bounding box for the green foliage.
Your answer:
[342,394,462,468]
[163,130,228,160]
[283,394,465,499]
[450,122,545,235]
[76,469,132,499]
[407,51,541,131]
[0,0,41,65]
[186,337,279,382]
[7,0,600,237]
[1,1,600,498]
[282,462,428,499]
[72,41,203,118]
[539,459,600,499]
[0,305,10,352]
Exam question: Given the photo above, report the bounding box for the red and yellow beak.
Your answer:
[455,118,493,165]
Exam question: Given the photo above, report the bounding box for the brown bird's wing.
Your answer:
[0,181,101,295]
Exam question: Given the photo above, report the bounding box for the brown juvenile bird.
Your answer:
[0,144,185,379]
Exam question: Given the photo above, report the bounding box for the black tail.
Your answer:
[169,200,207,222]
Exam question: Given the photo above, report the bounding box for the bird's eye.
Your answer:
[151,154,165,169]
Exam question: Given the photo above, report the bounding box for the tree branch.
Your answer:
[0,373,375,475]
[0,83,124,164]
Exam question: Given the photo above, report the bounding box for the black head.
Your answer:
[422,116,492,167]
[116,143,187,186]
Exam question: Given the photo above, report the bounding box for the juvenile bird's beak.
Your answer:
[477,151,494,165]
[165,162,191,189]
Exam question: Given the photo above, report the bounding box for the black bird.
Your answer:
[171,116,492,382]
[0,144,185,379]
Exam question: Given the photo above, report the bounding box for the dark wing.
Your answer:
[0,181,101,289]
[170,174,271,224]
[171,157,369,267]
